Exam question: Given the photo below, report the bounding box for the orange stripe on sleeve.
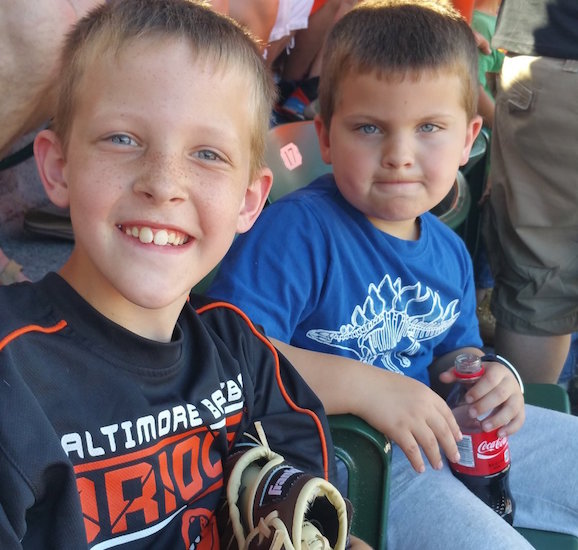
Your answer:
[196,301,330,480]
[0,320,68,352]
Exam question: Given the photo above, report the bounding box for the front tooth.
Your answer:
[139,227,154,244]
[154,229,169,246]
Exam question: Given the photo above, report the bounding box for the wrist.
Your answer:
[481,353,525,395]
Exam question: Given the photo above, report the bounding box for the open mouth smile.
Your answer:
[118,225,190,246]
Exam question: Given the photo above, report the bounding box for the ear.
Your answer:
[236,166,273,234]
[314,115,332,164]
[34,129,70,208]
[459,114,483,167]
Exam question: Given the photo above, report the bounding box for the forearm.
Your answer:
[0,0,105,155]
[270,338,386,417]
[272,338,465,473]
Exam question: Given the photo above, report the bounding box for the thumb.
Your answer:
[439,368,457,385]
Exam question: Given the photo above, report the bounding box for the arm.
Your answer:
[0,0,105,156]
[272,338,463,474]
[472,28,491,55]
[435,349,526,437]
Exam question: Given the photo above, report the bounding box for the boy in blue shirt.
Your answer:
[209,0,578,547]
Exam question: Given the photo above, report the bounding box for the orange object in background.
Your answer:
[451,0,474,22]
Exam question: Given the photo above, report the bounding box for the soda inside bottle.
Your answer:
[447,352,515,524]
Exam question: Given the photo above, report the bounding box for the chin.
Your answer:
[120,282,190,311]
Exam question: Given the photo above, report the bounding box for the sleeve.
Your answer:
[193,300,337,484]
[0,460,28,550]
[0,457,85,550]
[245,339,337,483]
[207,198,330,344]
[0,361,88,549]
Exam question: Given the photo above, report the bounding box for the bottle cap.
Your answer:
[453,352,484,378]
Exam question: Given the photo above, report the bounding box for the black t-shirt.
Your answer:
[493,0,578,59]
[0,274,335,549]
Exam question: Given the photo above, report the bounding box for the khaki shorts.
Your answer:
[484,55,578,336]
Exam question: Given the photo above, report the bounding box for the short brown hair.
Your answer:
[318,0,479,127]
[53,0,276,174]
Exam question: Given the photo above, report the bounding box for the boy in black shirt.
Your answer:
[0,1,347,547]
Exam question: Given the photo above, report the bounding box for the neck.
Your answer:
[367,216,420,241]
[59,258,186,343]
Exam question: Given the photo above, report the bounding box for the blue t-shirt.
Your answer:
[209,174,482,386]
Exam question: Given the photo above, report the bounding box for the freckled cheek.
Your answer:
[69,168,122,223]
[194,189,240,229]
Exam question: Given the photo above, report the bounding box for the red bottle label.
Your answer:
[451,428,510,476]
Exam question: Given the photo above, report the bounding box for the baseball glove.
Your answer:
[219,422,351,550]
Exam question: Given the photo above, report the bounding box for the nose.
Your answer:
[133,152,189,204]
[381,134,414,169]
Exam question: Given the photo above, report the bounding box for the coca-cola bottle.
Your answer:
[447,352,515,524]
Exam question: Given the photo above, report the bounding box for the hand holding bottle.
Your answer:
[439,353,525,437]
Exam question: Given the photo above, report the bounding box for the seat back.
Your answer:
[524,382,571,413]
[430,170,471,230]
[328,414,391,550]
[265,120,331,202]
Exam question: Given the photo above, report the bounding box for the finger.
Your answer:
[467,381,510,418]
[427,411,462,465]
[497,409,525,437]
[394,433,427,474]
[465,371,498,400]
[468,369,523,420]
[438,369,457,385]
[481,395,526,433]
[464,365,509,406]
[439,401,463,443]
[413,426,444,471]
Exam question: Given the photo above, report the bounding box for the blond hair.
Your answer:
[53,0,276,174]
[318,0,479,127]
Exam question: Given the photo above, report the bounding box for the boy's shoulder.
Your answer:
[263,173,359,227]
[0,277,59,339]
[190,293,256,324]
[420,212,473,266]
[189,293,270,349]
[427,206,471,234]
[422,211,468,243]
[273,173,338,206]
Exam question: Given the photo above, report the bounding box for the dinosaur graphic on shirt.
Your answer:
[306,274,459,373]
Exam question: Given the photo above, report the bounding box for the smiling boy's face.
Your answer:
[35,37,271,339]
[316,68,482,240]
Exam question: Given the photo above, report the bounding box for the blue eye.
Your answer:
[196,150,222,162]
[110,134,136,146]
[359,124,380,135]
[420,123,438,133]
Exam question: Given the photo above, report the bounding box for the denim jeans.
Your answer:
[387,405,578,549]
